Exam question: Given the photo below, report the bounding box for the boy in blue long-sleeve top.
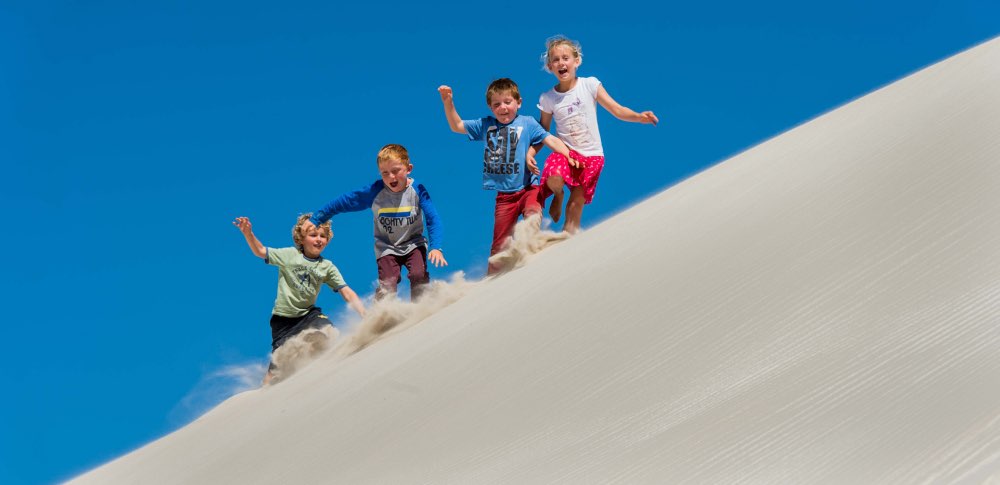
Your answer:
[301,144,447,301]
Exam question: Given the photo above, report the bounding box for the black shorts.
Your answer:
[269,307,331,351]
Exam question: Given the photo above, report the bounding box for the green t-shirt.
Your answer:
[265,247,347,317]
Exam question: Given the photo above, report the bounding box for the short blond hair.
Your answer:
[292,213,332,251]
[485,78,521,106]
[376,143,411,166]
[541,35,583,73]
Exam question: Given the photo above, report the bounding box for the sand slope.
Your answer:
[73,37,1000,484]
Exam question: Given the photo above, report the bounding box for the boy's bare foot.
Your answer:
[549,187,565,222]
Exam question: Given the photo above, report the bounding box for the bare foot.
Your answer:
[549,187,565,222]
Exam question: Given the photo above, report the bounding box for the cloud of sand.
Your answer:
[332,272,478,356]
[490,214,570,273]
[173,216,574,423]
[266,216,574,383]
[268,325,341,382]
[487,214,571,274]
[188,217,573,393]
[170,361,268,426]
[319,217,571,357]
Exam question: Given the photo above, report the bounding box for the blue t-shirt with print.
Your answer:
[463,114,549,192]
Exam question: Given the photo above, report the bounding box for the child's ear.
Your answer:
[407,163,414,173]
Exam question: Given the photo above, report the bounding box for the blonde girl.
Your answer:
[536,35,659,233]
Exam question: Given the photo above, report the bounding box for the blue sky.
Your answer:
[1,1,996,483]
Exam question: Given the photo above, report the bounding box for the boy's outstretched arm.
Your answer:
[233,217,267,259]
[438,85,467,134]
[595,85,658,126]
[338,286,366,317]
[301,182,383,233]
[541,135,582,168]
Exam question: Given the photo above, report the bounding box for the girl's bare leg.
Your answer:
[563,186,587,234]
[546,175,566,222]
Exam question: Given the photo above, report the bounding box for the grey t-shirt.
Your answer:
[265,247,347,317]
[308,179,444,259]
[370,182,427,258]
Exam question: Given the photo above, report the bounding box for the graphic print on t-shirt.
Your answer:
[292,266,314,291]
[483,125,523,175]
[377,206,419,234]
[555,96,593,148]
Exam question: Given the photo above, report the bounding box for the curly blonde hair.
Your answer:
[292,213,332,251]
[541,35,583,73]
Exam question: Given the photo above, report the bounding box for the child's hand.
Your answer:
[300,219,317,234]
[639,111,659,126]
[526,154,540,175]
[428,249,448,267]
[567,156,583,169]
[438,85,454,103]
[233,216,253,235]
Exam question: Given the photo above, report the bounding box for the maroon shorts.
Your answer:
[376,246,429,301]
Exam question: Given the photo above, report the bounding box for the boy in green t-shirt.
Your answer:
[234,214,365,385]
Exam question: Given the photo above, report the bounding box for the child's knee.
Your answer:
[376,279,399,300]
[407,268,429,285]
[408,269,431,301]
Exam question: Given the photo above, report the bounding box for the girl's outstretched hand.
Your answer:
[639,111,659,126]
[428,249,448,267]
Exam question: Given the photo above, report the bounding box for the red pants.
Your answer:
[488,185,541,274]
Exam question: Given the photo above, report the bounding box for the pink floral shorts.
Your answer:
[539,149,606,204]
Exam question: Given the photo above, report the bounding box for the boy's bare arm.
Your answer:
[428,249,448,268]
[339,286,366,317]
[541,135,581,168]
[595,85,658,126]
[438,85,467,134]
[526,144,541,175]
[233,217,267,259]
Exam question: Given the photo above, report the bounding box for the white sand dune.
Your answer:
[73,37,1000,484]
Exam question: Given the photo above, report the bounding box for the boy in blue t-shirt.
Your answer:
[438,78,577,274]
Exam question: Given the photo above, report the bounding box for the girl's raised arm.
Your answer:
[595,85,658,126]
